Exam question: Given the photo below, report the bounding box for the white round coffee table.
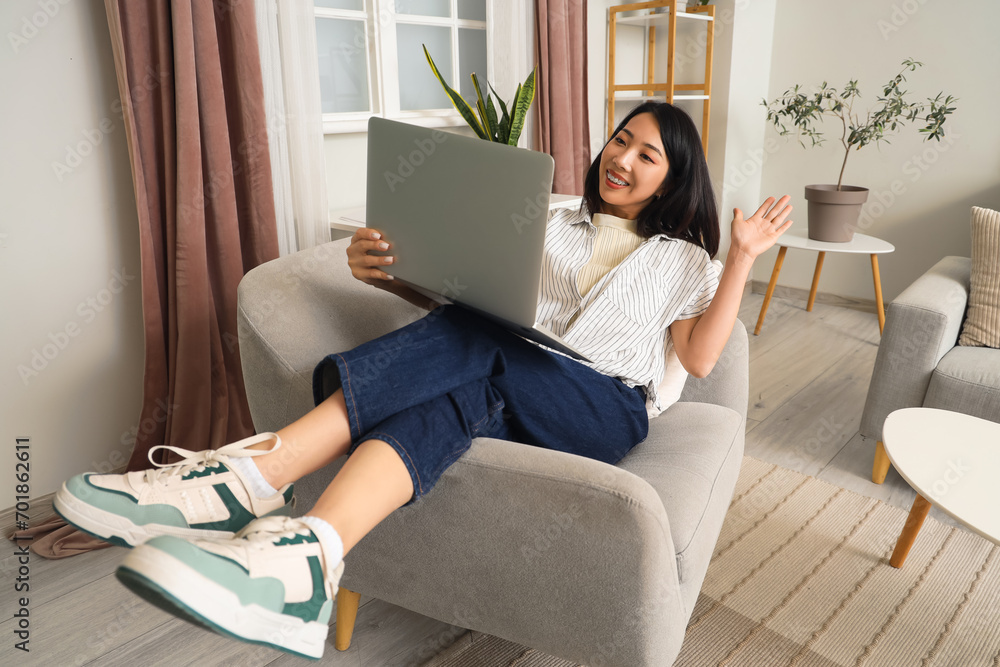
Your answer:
[882,407,1000,568]
[754,230,894,336]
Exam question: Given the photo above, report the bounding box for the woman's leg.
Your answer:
[247,388,353,489]
[304,438,413,555]
[243,389,415,554]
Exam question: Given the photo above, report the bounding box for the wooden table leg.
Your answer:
[755,246,787,336]
[871,254,885,335]
[890,494,932,568]
[807,251,826,312]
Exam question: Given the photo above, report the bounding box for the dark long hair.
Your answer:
[581,102,720,258]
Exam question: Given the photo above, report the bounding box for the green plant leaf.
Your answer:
[508,67,536,146]
[489,81,512,144]
[486,95,499,142]
[471,72,499,141]
[423,44,488,140]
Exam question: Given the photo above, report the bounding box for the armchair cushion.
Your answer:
[924,346,1000,422]
[959,206,1000,348]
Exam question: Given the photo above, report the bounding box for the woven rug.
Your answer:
[420,457,1000,667]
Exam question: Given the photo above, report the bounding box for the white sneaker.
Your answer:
[53,433,295,547]
[116,515,344,660]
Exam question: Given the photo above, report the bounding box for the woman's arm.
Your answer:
[670,195,793,378]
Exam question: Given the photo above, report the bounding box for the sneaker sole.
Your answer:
[116,546,328,660]
[53,482,235,548]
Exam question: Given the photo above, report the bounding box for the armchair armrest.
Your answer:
[860,256,971,441]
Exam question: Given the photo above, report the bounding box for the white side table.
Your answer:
[330,193,584,237]
[754,231,895,336]
[882,408,1000,568]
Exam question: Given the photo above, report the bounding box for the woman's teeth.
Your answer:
[607,170,628,186]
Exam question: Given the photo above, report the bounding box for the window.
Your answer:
[314,0,489,134]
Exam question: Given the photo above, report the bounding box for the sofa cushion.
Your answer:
[959,206,1000,348]
[924,346,1000,424]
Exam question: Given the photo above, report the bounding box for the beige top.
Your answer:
[577,213,643,297]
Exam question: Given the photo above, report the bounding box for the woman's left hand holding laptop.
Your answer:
[347,228,438,311]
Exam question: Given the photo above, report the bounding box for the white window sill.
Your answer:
[323,110,473,135]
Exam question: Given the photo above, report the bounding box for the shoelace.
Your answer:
[142,434,281,486]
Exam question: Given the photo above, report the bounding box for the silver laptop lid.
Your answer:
[366,116,554,326]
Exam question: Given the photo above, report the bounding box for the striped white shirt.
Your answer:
[536,206,719,416]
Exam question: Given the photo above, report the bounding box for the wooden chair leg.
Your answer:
[872,441,891,484]
[807,252,825,312]
[890,494,932,568]
[335,587,362,651]
[871,254,886,335]
[755,246,787,335]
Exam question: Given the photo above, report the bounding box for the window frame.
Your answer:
[315,0,491,135]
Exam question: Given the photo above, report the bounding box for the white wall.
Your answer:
[758,0,1000,302]
[1,0,145,505]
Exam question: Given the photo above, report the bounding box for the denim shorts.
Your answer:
[313,305,648,506]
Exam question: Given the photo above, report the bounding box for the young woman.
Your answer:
[53,102,792,659]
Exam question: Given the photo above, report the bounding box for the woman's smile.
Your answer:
[604,168,630,189]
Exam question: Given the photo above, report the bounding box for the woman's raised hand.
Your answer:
[730,195,794,263]
[347,228,396,286]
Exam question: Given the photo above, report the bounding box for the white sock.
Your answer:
[300,515,345,566]
[229,455,280,499]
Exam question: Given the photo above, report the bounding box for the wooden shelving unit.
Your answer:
[607,0,715,151]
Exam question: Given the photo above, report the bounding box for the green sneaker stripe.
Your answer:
[282,556,329,623]
[69,475,188,529]
[144,536,284,611]
[181,463,228,481]
[190,483,257,531]
[274,532,318,547]
[283,485,294,504]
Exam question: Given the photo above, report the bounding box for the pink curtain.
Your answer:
[22,0,279,558]
[535,0,592,195]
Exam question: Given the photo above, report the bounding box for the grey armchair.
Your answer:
[236,238,748,666]
[861,256,1000,483]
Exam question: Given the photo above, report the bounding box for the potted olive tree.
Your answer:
[763,59,956,242]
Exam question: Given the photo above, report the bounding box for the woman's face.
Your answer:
[598,112,670,220]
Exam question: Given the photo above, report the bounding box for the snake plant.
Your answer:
[423,44,536,146]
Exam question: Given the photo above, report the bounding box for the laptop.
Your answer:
[366,116,591,362]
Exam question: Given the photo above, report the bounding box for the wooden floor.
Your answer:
[0,292,967,666]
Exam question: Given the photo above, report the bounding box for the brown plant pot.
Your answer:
[804,185,870,243]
